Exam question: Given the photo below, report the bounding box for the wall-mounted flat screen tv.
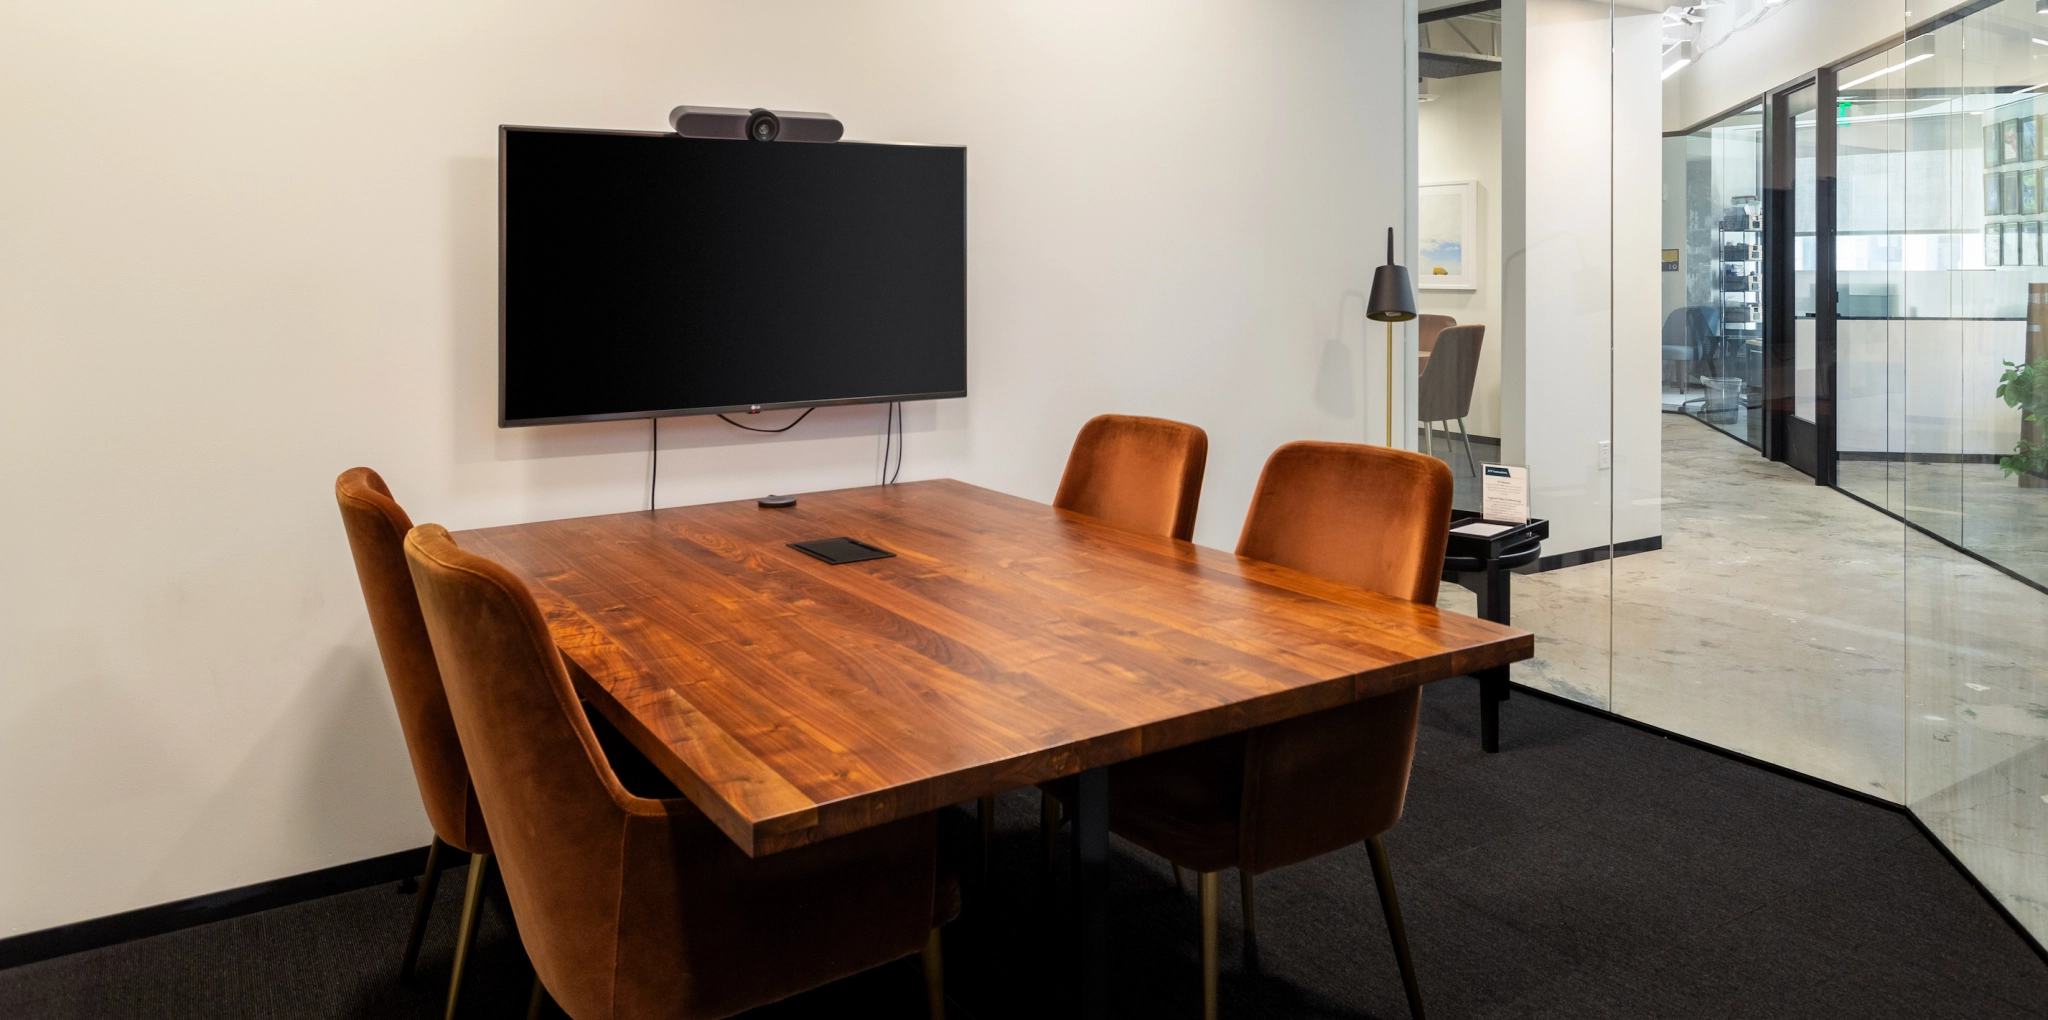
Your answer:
[499,126,966,426]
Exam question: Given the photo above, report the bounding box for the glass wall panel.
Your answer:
[1836,43,1909,518]
[1900,0,2048,946]
[1667,105,1765,449]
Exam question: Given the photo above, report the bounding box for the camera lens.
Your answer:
[746,109,779,142]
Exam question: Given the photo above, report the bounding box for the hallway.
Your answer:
[1434,413,2048,938]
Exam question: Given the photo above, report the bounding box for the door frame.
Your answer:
[1762,70,1838,483]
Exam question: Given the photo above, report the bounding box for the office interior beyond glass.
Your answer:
[1652,0,2048,947]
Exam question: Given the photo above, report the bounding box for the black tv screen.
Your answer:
[499,126,966,426]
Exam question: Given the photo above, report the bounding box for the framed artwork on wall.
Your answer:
[1417,180,1478,290]
[2004,119,2021,163]
[1987,122,2003,167]
[1987,222,2003,267]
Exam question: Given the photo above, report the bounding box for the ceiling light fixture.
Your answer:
[1840,51,1933,90]
[1663,40,1697,80]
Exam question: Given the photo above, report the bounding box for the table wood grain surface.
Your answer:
[456,479,1533,857]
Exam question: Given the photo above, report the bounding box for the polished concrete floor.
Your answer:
[1430,413,2048,946]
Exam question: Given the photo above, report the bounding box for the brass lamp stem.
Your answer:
[1385,321,1395,446]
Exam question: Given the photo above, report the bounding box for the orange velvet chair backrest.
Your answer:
[1232,442,1454,872]
[1052,414,1208,541]
[403,524,940,1019]
[333,468,488,854]
[1234,441,1452,605]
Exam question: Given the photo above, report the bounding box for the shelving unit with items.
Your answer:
[1714,195,1762,407]
[1983,109,2046,270]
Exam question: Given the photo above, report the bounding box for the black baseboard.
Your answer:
[1520,535,1662,573]
[1507,680,2048,969]
[0,845,429,972]
[1829,485,2048,599]
[1837,449,2004,466]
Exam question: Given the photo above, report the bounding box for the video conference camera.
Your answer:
[668,106,844,143]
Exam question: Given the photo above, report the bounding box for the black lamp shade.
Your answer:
[1367,264,1416,322]
[1367,227,1416,322]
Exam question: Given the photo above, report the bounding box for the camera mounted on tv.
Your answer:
[668,106,844,143]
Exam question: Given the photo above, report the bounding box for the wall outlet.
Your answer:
[1598,439,1612,469]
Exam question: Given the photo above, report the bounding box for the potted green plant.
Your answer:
[1995,356,2048,484]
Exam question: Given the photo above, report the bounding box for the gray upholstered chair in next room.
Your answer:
[1416,324,1485,474]
[1415,313,1455,377]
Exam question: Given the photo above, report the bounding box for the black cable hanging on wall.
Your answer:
[717,407,815,433]
[879,401,904,484]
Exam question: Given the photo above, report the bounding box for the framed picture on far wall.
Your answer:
[1987,222,2004,267]
[2025,117,2039,163]
[2023,170,2039,216]
[1417,180,1477,289]
[2025,221,2042,266]
[1989,172,2004,215]
[2005,219,2023,266]
[2004,171,2022,217]
[2005,119,2022,163]
[1988,122,2004,166]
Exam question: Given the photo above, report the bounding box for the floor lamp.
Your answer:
[1367,227,1417,447]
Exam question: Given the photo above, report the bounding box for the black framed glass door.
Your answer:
[1767,73,1839,482]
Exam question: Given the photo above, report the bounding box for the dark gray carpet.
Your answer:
[4,676,2044,1019]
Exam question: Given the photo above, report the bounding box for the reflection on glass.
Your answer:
[1829,2,2048,946]
[1667,104,1764,449]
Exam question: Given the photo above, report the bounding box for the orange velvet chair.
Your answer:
[334,468,497,1015]
[1052,414,1209,542]
[1034,414,1210,861]
[1052,441,1451,1020]
[403,523,956,1020]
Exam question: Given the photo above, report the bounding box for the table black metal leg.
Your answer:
[1072,766,1109,1019]
[1479,666,1507,753]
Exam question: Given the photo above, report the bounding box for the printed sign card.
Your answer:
[1481,464,1529,524]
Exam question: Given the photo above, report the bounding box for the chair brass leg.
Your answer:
[1172,863,1187,893]
[525,972,549,1020]
[444,852,492,1020]
[922,927,946,1020]
[1199,871,1219,1020]
[401,836,447,982]
[1365,837,1426,1020]
[1039,790,1061,872]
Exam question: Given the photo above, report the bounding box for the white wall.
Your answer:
[0,0,1407,935]
[1666,0,1906,132]
[1418,72,1505,439]
[1502,0,1663,557]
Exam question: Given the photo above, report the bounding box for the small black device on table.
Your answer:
[789,537,896,565]
[1442,511,1547,753]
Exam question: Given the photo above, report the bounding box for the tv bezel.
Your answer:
[496,124,968,428]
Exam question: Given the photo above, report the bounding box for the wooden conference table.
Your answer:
[458,479,1532,1018]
